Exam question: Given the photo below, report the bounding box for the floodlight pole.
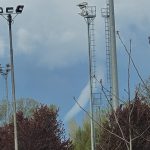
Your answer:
[8,14,18,150]
[0,6,24,150]
[87,20,95,150]
[77,3,96,150]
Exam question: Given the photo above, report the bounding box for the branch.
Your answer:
[117,31,150,95]
[93,76,126,104]
[132,125,150,141]
[98,81,129,149]
[73,97,129,144]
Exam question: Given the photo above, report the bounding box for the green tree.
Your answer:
[0,98,39,125]
[68,109,107,150]
[0,105,73,150]
[98,96,150,150]
[69,116,91,150]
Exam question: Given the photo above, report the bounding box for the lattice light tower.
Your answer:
[78,2,99,150]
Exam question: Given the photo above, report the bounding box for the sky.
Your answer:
[0,0,150,131]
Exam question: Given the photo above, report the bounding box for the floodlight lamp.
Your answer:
[16,5,24,14]
[77,2,88,9]
[6,7,14,14]
[0,7,3,13]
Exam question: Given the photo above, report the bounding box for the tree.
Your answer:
[136,76,150,102]
[68,109,107,150]
[0,105,73,150]
[68,116,91,150]
[97,96,150,150]
[0,98,39,125]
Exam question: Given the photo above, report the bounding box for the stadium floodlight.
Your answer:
[16,5,24,14]
[0,5,24,150]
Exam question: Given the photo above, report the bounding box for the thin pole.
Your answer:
[87,20,95,150]
[109,0,119,110]
[8,14,18,150]
[5,73,9,123]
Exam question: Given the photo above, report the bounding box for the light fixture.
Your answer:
[77,2,88,9]
[6,7,14,14]
[0,7,3,13]
[16,5,24,14]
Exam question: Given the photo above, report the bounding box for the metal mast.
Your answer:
[0,5,24,150]
[78,2,100,150]
[101,2,112,104]
[102,0,119,110]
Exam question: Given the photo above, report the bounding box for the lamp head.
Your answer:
[77,2,88,9]
[0,7,3,13]
[16,5,24,14]
[6,7,14,14]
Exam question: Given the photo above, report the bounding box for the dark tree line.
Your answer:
[0,105,73,150]
[98,96,150,150]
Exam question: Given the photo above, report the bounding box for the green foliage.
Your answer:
[0,100,7,124]
[69,116,91,150]
[0,98,40,125]
[68,109,108,150]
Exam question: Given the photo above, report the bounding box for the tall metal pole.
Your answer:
[109,0,119,110]
[8,14,18,150]
[87,21,95,150]
[4,73,9,123]
[77,3,96,149]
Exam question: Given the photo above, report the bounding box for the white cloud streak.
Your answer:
[0,37,5,58]
[64,81,90,122]
[64,66,104,122]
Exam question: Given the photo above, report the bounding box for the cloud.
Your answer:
[64,81,90,122]
[0,37,5,58]
[16,28,41,54]
[1,0,150,71]
[64,66,104,122]
[13,0,88,69]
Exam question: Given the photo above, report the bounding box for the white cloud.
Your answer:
[60,31,77,43]
[1,0,150,69]
[16,28,40,54]
[64,66,104,122]
[0,37,5,58]
[64,81,90,122]
[115,0,150,30]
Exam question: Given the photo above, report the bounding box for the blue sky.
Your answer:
[0,0,150,130]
